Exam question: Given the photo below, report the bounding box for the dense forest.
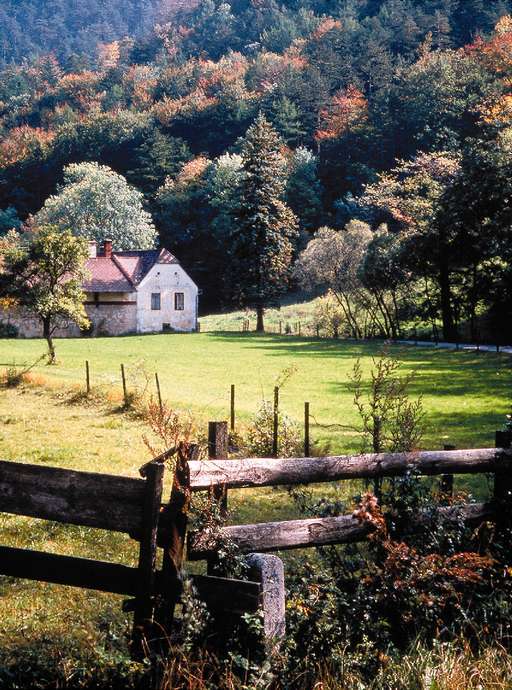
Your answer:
[2,0,512,338]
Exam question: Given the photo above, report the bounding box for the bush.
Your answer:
[246,399,301,458]
[0,321,18,338]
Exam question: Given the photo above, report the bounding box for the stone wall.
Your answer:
[85,303,137,336]
[2,302,137,338]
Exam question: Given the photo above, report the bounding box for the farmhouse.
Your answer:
[5,239,199,337]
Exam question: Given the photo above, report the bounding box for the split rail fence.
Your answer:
[0,423,511,658]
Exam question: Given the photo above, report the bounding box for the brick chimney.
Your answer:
[103,239,113,258]
[88,240,97,258]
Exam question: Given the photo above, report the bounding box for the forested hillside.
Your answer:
[2,0,512,336]
[0,0,168,66]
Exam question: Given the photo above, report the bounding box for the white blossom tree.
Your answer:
[36,162,157,250]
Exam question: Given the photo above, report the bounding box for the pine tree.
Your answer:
[230,114,299,332]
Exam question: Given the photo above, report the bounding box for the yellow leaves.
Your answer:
[0,297,18,312]
[496,15,512,36]
[480,93,512,125]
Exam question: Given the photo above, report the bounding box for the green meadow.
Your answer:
[0,330,510,454]
[0,329,510,675]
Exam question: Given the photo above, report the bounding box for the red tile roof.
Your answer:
[83,248,178,292]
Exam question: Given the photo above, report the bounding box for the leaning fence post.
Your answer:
[272,387,279,458]
[304,402,310,457]
[155,373,163,413]
[154,444,197,645]
[121,364,128,406]
[85,360,90,395]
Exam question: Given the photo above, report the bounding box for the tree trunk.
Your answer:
[43,317,56,365]
[439,261,457,341]
[256,305,265,333]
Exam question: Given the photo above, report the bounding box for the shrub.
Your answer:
[0,321,18,338]
[246,399,301,458]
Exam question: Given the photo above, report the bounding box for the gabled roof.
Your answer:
[83,248,179,293]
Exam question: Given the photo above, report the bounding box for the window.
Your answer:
[174,292,185,311]
[151,293,161,311]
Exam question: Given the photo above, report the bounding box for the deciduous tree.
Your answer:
[0,226,89,363]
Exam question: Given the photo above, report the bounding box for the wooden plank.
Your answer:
[188,448,512,491]
[131,462,165,659]
[191,575,261,615]
[0,460,146,533]
[0,545,139,595]
[188,502,494,557]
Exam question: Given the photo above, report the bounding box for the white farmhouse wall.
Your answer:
[136,263,198,333]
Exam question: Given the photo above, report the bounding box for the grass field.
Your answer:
[0,330,511,682]
[1,330,510,453]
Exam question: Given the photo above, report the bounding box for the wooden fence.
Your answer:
[0,424,511,660]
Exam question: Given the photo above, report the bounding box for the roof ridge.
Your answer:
[111,254,135,287]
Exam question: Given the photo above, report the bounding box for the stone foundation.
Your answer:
[2,303,138,338]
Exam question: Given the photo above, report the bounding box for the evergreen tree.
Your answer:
[230,114,299,332]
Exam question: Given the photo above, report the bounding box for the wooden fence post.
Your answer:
[154,444,197,644]
[208,422,229,575]
[494,427,512,541]
[272,387,279,458]
[121,364,128,406]
[155,373,163,413]
[304,402,310,457]
[85,360,90,395]
[131,461,165,660]
[230,385,235,432]
[495,428,512,503]
[440,444,455,497]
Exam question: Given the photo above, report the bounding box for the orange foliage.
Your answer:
[311,18,342,41]
[0,126,55,166]
[153,90,218,126]
[315,85,368,142]
[176,156,210,185]
[97,41,120,71]
[123,66,157,109]
[56,71,103,112]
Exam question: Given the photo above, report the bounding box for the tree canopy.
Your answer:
[35,163,157,250]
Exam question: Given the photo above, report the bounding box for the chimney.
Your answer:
[88,240,97,258]
[103,239,112,259]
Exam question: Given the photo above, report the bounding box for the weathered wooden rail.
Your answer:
[0,423,510,661]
